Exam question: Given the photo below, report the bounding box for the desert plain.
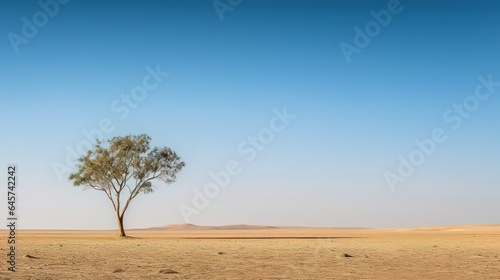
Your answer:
[0,224,499,279]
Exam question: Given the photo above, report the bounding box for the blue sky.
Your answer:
[0,0,499,229]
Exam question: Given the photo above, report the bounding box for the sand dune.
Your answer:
[376,224,500,233]
[145,223,499,233]
[148,223,279,231]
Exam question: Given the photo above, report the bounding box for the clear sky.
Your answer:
[0,0,499,230]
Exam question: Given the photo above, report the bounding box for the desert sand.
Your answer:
[0,224,499,279]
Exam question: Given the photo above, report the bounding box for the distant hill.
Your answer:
[147,224,280,231]
[141,224,500,233]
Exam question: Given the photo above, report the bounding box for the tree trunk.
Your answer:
[117,214,126,237]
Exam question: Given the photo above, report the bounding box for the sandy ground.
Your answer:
[0,225,499,279]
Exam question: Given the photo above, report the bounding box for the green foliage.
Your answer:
[68,134,185,223]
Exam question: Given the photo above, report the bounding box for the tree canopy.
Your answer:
[69,134,185,236]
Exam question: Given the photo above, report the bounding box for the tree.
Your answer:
[69,134,185,237]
